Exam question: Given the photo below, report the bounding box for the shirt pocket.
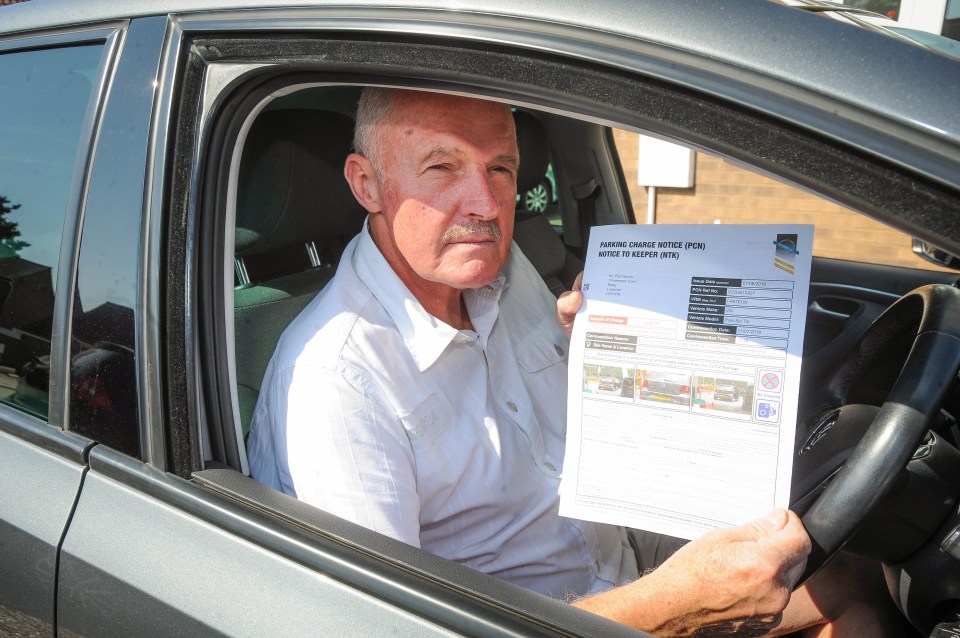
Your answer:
[515,319,568,374]
[511,317,569,471]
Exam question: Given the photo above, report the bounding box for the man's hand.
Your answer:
[649,508,810,636]
[557,272,584,337]
[574,509,810,637]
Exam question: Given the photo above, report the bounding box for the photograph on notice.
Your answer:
[691,374,755,417]
[635,368,692,409]
[582,361,636,402]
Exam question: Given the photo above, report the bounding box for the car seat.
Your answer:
[233,108,367,436]
[511,110,584,296]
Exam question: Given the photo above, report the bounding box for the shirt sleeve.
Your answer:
[259,361,422,548]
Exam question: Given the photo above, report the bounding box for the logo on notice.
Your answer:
[772,233,799,275]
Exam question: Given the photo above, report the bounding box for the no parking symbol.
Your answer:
[759,370,782,392]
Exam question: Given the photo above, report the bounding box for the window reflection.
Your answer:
[0,44,102,419]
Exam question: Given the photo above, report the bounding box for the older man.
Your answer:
[247,88,899,636]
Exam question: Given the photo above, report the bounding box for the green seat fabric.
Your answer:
[234,108,366,438]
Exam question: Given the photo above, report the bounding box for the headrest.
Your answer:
[513,210,566,280]
[235,109,367,257]
[513,110,550,194]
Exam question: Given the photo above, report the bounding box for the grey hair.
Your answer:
[352,87,402,173]
[353,87,515,176]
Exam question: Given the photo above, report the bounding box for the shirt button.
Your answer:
[554,344,565,356]
[544,462,556,471]
[506,401,518,412]
[594,559,602,571]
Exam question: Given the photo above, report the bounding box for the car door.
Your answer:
[179,8,957,635]
[0,28,118,635]
[48,16,459,637]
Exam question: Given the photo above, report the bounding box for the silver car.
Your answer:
[638,372,692,406]
[2,0,959,635]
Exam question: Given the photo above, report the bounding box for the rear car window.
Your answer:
[0,43,103,420]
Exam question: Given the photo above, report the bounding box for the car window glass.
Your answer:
[517,162,560,227]
[0,44,103,420]
[945,0,960,41]
[845,0,901,19]
[611,128,953,272]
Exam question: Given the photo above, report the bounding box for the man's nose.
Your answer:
[462,167,501,220]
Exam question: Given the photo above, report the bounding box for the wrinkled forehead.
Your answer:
[383,92,517,153]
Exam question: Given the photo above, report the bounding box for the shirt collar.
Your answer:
[353,221,506,372]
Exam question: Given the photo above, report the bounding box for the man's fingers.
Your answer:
[557,290,582,316]
[557,272,585,337]
[752,508,790,537]
[717,509,790,543]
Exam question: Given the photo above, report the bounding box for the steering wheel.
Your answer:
[795,284,960,583]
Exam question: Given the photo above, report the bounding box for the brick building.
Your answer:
[611,129,950,272]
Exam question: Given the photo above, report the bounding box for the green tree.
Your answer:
[0,195,29,257]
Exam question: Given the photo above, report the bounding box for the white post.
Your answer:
[647,186,657,224]
[898,0,947,33]
[637,134,694,226]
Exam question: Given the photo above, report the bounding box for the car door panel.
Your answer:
[798,257,959,435]
[806,257,958,364]
[804,262,904,360]
[0,418,91,633]
[813,256,958,296]
[58,445,640,637]
[57,446,464,638]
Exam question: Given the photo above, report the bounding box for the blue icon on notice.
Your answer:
[757,402,778,419]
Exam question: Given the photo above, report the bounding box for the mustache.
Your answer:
[440,221,503,243]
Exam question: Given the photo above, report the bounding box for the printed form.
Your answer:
[559,224,813,540]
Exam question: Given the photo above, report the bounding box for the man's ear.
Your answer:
[344,153,383,214]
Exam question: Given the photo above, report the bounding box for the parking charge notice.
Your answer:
[559,224,813,540]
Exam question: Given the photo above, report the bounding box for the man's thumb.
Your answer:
[743,508,789,540]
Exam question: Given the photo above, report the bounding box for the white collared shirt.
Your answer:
[247,223,638,599]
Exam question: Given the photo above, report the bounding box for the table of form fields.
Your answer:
[685,277,794,349]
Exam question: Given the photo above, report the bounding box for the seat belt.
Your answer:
[571,178,600,257]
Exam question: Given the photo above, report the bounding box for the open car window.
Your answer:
[218,80,959,482]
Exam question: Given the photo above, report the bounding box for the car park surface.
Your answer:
[2,0,960,635]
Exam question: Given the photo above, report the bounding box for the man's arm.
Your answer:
[261,363,423,546]
[572,509,810,636]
